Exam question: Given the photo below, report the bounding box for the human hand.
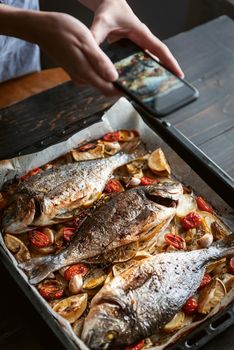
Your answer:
[1,4,119,94]
[89,0,184,78]
[31,11,119,95]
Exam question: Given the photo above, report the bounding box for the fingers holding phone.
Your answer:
[104,39,198,117]
[90,0,184,79]
[128,23,184,79]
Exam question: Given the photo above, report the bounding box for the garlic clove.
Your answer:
[129,177,141,187]
[197,233,213,248]
[69,274,83,294]
[43,228,55,244]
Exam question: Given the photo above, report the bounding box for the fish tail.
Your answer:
[19,254,65,284]
[216,232,234,258]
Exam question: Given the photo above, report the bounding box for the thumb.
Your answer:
[90,16,110,44]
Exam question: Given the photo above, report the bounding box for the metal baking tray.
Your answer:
[168,303,234,350]
[0,97,233,350]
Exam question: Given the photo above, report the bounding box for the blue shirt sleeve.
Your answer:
[0,0,41,82]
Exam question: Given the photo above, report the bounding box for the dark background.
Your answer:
[39,0,234,68]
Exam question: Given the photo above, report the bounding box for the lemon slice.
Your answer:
[72,144,104,161]
[198,211,229,237]
[148,148,171,175]
[198,278,226,314]
[83,269,107,289]
[53,294,88,323]
[176,194,197,217]
[4,234,30,262]
[163,311,185,333]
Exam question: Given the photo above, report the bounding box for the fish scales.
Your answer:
[81,234,234,349]
[2,141,145,234]
[20,181,183,284]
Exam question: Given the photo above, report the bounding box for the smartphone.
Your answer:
[104,39,199,117]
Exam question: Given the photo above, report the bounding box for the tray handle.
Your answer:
[170,304,234,350]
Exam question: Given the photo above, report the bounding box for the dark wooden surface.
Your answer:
[0,81,117,159]
[0,15,234,350]
[0,68,70,109]
[164,15,234,179]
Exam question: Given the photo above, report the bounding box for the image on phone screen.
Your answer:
[113,49,198,117]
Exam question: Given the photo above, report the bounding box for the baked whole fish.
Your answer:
[20,181,183,284]
[81,233,234,349]
[2,141,145,234]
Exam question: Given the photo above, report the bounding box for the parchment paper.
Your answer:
[0,98,233,350]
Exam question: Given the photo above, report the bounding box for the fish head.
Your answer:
[82,302,132,349]
[143,181,183,205]
[2,193,36,233]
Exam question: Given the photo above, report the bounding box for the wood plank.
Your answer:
[0,82,117,159]
[173,84,234,145]
[165,16,234,82]
[164,61,234,128]
[200,127,234,177]
[0,68,70,109]
[163,16,234,177]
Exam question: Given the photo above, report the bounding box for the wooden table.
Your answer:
[0,15,233,350]
[164,15,234,180]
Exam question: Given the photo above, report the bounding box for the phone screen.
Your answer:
[106,40,198,117]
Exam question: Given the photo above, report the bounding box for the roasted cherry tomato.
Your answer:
[21,167,42,181]
[182,297,198,315]
[64,263,89,281]
[29,230,50,248]
[104,179,124,193]
[196,196,213,213]
[197,273,212,291]
[229,257,234,274]
[78,143,97,152]
[63,227,76,242]
[140,176,159,186]
[181,212,201,230]
[164,233,185,250]
[125,339,145,350]
[103,131,120,142]
[38,280,64,300]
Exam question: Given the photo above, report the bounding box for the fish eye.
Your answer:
[105,330,118,342]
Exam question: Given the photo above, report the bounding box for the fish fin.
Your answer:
[121,139,147,159]
[216,232,234,257]
[19,255,63,284]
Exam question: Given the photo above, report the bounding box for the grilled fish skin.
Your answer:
[2,141,145,234]
[81,233,234,349]
[20,181,183,284]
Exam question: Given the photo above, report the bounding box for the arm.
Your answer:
[0,4,118,95]
[0,1,183,94]
[79,0,184,78]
